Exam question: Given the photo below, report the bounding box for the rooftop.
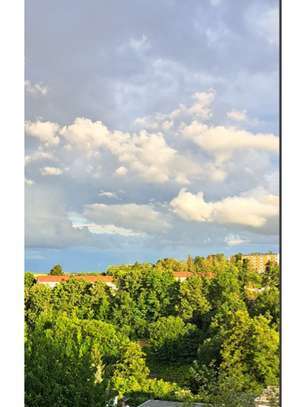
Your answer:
[36,275,113,283]
[36,271,210,284]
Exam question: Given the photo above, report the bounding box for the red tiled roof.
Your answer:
[172,272,194,278]
[36,271,213,284]
[36,275,113,283]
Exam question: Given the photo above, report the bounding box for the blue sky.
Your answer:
[25,0,279,273]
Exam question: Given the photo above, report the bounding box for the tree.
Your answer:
[252,287,280,327]
[198,308,279,392]
[52,279,96,319]
[111,342,150,399]
[25,313,129,407]
[49,264,64,276]
[111,265,178,337]
[262,262,280,289]
[148,316,199,361]
[111,290,147,338]
[176,274,211,326]
[188,362,257,407]
[249,315,279,387]
[25,272,36,289]
[186,255,195,273]
[155,258,188,273]
[25,284,52,329]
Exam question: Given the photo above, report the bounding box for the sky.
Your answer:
[25,0,279,273]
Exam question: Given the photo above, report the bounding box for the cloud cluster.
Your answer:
[181,122,278,158]
[83,202,171,234]
[25,90,279,252]
[25,120,60,146]
[25,90,278,189]
[25,80,48,96]
[26,116,201,184]
[134,89,215,130]
[170,188,278,231]
[224,234,249,246]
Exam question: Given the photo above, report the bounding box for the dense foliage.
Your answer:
[25,255,280,406]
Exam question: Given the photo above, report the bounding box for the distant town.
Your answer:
[33,252,279,288]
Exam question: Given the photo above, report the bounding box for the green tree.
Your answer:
[262,262,280,289]
[111,290,147,337]
[148,316,199,361]
[252,287,280,327]
[52,279,97,319]
[176,274,211,326]
[49,264,64,276]
[249,315,279,387]
[111,342,150,399]
[112,265,178,337]
[25,313,129,407]
[25,272,36,289]
[25,284,52,329]
[90,281,112,321]
[186,255,195,273]
[188,362,257,407]
[155,258,188,273]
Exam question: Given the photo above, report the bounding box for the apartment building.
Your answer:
[240,253,279,273]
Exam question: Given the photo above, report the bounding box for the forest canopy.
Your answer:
[25,255,280,407]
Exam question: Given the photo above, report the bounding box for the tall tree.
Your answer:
[49,264,64,276]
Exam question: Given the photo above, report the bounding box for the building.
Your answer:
[35,271,207,288]
[36,274,117,289]
[239,253,279,273]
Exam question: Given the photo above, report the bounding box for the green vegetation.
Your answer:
[25,255,280,406]
[49,264,64,275]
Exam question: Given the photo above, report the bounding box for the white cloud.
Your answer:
[25,91,278,194]
[60,117,109,151]
[128,34,151,52]
[170,188,278,230]
[69,212,143,237]
[181,121,278,158]
[25,120,60,146]
[224,234,248,246]
[98,191,118,199]
[186,90,215,119]
[115,166,128,176]
[227,110,247,122]
[83,202,170,234]
[134,89,215,130]
[60,117,198,184]
[170,189,213,222]
[40,166,63,176]
[25,151,55,166]
[25,80,48,96]
[73,222,142,237]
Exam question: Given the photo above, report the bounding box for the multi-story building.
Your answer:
[240,253,279,273]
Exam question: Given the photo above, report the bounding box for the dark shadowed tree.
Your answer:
[49,264,64,276]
